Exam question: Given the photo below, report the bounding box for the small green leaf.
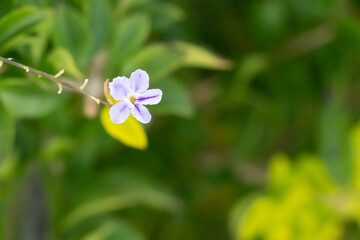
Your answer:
[0,79,60,119]
[0,6,45,51]
[153,79,194,118]
[172,41,232,70]
[108,14,150,73]
[48,47,84,80]
[121,44,183,82]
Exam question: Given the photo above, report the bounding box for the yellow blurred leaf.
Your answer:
[172,41,232,70]
[100,107,147,150]
[268,153,291,190]
[350,121,360,189]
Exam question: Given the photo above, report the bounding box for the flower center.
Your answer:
[129,96,136,104]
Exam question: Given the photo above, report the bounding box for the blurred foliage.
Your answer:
[2,0,360,239]
[231,122,360,240]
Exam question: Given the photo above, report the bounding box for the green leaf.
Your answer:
[0,79,60,119]
[28,11,53,64]
[108,14,150,74]
[172,41,232,70]
[40,136,75,163]
[228,53,269,105]
[153,79,194,118]
[48,47,84,80]
[54,5,92,69]
[83,219,145,240]
[114,0,145,18]
[0,1,13,18]
[121,44,183,82]
[0,6,45,51]
[0,103,15,161]
[143,2,183,31]
[86,0,111,56]
[63,190,181,232]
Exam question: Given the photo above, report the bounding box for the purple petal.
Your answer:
[109,76,130,101]
[137,89,162,105]
[131,103,151,124]
[109,101,131,124]
[129,69,149,94]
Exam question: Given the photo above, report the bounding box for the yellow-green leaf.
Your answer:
[100,107,147,150]
[172,41,232,70]
[48,47,84,80]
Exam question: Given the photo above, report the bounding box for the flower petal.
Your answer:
[131,103,151,124]
[109,76,131,101]
[129,69,149,94]
[109,101,131,124]
[137,89,162,105]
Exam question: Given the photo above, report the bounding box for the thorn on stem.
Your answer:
[80,78,89,90]
[7,58,13,60]
[89,95,100,105]
[24,66,29,72]
[55,69,65,78]
[57,83,63,94]
[0,61,3,68]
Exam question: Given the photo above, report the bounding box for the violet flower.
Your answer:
[109,69,162,124]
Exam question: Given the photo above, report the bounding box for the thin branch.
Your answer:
[0,56,112,108]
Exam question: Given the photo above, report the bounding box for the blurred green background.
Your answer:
[2,0,360,239]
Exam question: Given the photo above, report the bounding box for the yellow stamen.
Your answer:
[130,96,136,104]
